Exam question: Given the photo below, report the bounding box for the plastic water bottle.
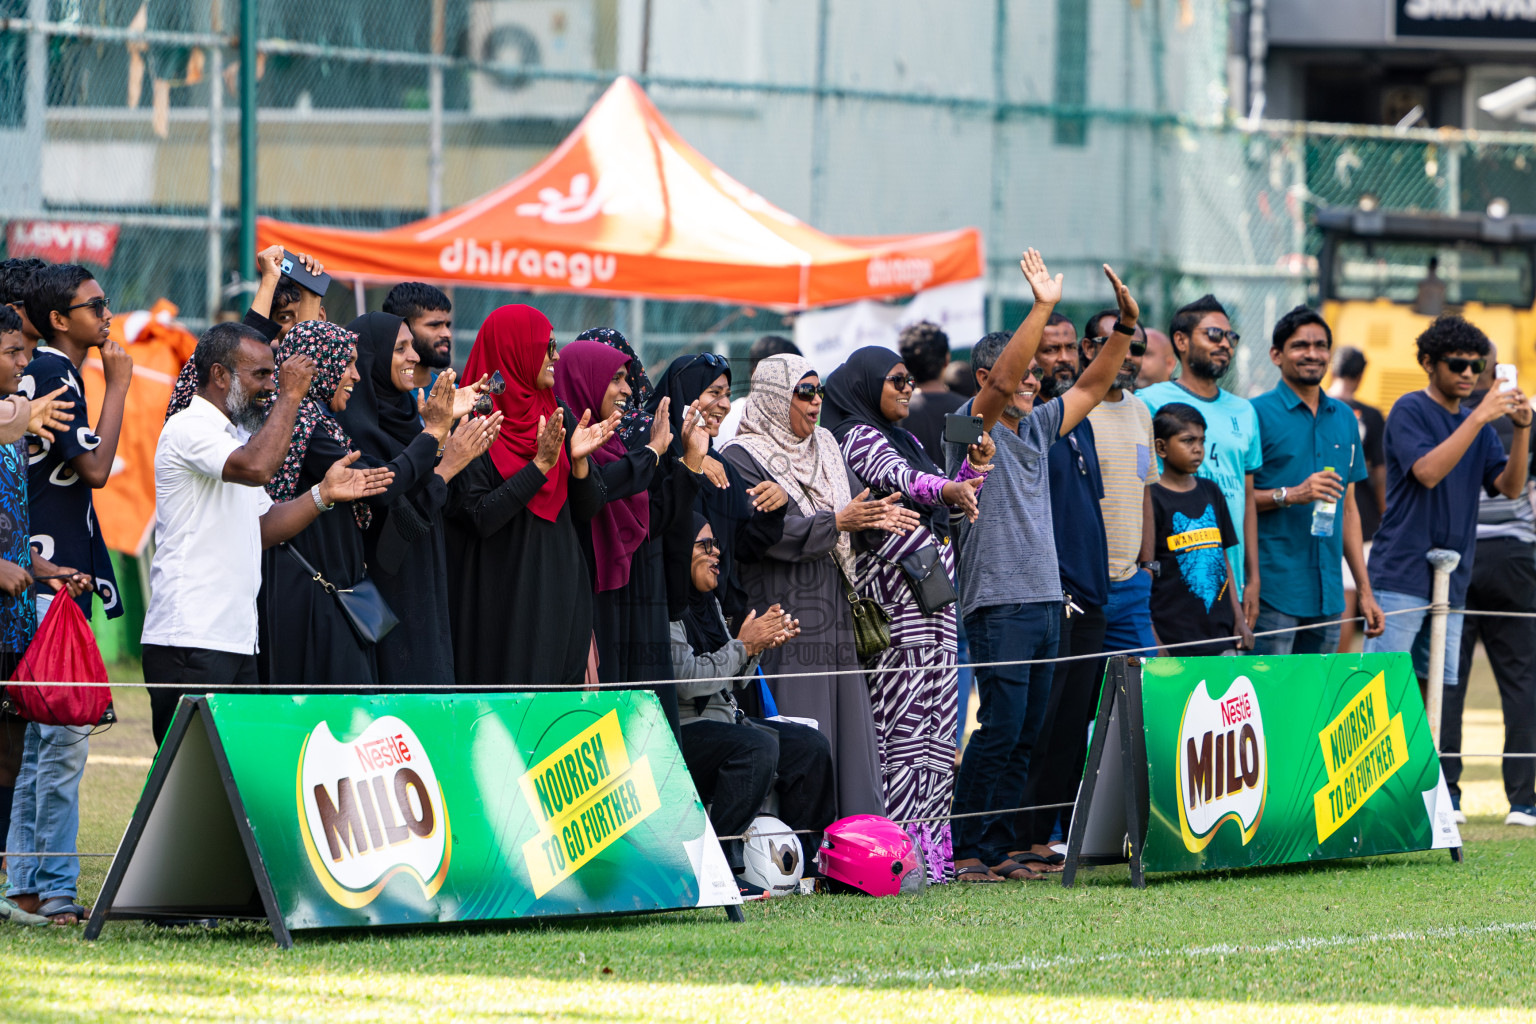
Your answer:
[1310,465,1337,538]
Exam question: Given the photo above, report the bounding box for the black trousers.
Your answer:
[1015,602,1108,847]
[1448,537,1536,809]
[142,644,259,748]
[678,717,836,870]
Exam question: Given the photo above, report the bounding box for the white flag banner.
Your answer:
[793,278,986,378]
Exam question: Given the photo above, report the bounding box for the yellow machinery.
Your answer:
[1316,207,1536,411]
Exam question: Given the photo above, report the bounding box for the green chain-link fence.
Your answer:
[3,0,1535,396]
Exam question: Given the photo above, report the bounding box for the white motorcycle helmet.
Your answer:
[740,815,804,896]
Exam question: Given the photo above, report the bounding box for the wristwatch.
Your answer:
[1274,486,1289,508]
[1112,320,1136,336]
[1139,559,1161,579]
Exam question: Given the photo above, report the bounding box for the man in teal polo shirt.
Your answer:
[1138,294,1261,628]
[1252,306,1384,653]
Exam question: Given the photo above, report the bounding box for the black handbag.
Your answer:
[885,542,958,616]
[281,544,399,646]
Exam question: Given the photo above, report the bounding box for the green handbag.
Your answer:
[839,566,891,664]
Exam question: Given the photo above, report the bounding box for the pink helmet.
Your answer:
[816,815,921,897]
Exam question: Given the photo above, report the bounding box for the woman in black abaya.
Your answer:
[336,311,498,687]
[256,320,453,688]
[444,305,620,688]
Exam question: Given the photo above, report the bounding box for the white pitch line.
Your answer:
[819,919,1536,987]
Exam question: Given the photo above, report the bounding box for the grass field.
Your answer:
[1,662,1533,1022]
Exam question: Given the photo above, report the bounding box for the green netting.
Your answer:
[2,0,1534,399]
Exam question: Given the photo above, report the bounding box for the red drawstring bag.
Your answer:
[6,595,110,727]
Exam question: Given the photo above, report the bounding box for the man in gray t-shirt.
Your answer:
[945,252,1140,883]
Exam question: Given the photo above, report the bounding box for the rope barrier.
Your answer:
[0,603,1439,693]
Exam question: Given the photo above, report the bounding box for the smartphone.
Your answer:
[944,413,985,446]
[280,249,332,298]
[1496,363,1518,393]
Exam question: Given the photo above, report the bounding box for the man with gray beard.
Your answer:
[140,322,394,745]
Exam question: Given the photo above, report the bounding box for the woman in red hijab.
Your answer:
[445,305,619,687]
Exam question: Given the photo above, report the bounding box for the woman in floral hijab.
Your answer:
[257,320,449,689]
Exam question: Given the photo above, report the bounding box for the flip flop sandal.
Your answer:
[0,897,49,927]
[1013,851,1065,873]
[37,897,88,926]
[1043,851,1066,866]
[955,863,1003,883]
[988,859,1046,881]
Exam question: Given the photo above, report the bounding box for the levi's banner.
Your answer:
[86,691,739,945]
[1140,652,1460,874]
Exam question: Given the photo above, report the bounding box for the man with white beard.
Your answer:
[140,322,394,745]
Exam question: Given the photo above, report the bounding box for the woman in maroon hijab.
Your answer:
[445,306,619,687]
[554,336,710,734]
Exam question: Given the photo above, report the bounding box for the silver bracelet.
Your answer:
[311,483,334,512]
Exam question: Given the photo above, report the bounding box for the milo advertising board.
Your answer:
[86,691,740,944]
[1140,652,1461,873]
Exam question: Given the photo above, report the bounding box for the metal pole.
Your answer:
[808,0,830,226]
[629,296,645,357]
[206,2,225,320]
[238,0,257,297]
[985,0,1006,333]
[427,0,445,217]
[1425,547,1461,747]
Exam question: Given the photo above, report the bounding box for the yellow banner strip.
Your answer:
[1313,714,1408,843]
[516,710,631,829]
[1317,672,1389,780]
[521,757,661,898]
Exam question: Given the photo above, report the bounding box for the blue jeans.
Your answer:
[951,601,1061,865]
[5,720,90,901]
[1252,603,1342,656]
[1363,589,1464,683]
[1103,571,1156,658]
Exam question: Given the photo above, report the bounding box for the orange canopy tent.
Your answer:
[258,76,981,309]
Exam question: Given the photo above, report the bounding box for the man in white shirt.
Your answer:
[141,322,393,744]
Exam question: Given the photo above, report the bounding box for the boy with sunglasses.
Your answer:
[1138,294,1263,632]
[1364,316,1530,819]
[8,263,131,925]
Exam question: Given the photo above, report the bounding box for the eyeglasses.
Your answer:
[693,537,720,555]
[883,373,915,391]
[1441,356,1487,376]
[1027,366,1045,380]
[1089,336,1149,358]
[792,383,826,400]
[66,296,110,318]
[1199,326,1241,347]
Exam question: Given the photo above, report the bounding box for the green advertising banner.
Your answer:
[86,691,740,944]
[1064,653,1461,885]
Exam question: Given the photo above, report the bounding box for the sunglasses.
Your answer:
[1027,366,1045,380]
[486,369,506,395]
[792,383,826,400]
[688,352,731,373]
[546,339,558,360]
[693,537,720,555]
[1089,336,1149,358]
[883,373,915,391]
[1199,326,1241,347]
[1441,356,1487,376]
[66,296,110,318]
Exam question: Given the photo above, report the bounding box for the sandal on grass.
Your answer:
[954,860,1003,883]
[988,858,1046,881]
[1008,850,1065,874]
[0,897,49,927]
[37,897,88,926]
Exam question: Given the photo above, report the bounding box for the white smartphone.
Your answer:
[1496,363,1518,393]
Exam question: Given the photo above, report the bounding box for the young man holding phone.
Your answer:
[1364,316,1530,827]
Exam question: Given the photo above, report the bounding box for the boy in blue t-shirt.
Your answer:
[1138,294,1262,628]
[1364,316,1529,701]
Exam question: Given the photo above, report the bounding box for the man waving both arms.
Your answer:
[944,250,1139,883]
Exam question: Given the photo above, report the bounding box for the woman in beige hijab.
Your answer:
[722,353,917,819]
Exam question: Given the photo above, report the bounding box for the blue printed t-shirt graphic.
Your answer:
[19,347,121,619]
[1138,380,1262,593]
[1149,476,1237,655]
[0,439,36,652]
[1168,506,1226,611]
